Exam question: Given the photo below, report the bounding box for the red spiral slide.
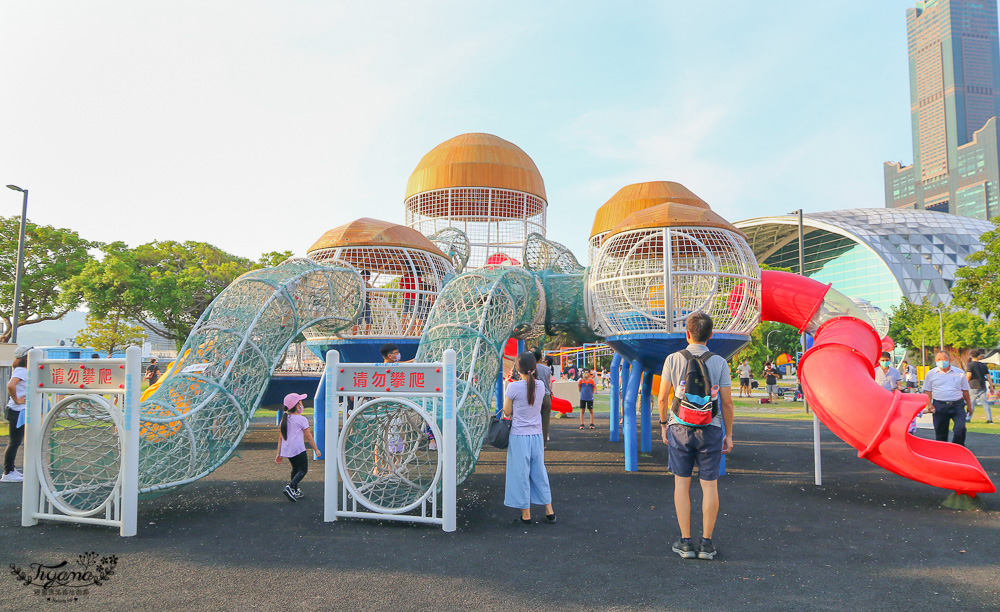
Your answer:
[761,270,995,496]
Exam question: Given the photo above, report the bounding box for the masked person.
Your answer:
[874,352,901,392]
[922,351,973,446]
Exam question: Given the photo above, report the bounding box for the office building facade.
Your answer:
[735,209,991,312]
[884,0,1000,220]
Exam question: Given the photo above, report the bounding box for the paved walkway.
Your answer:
[1,416,997,611]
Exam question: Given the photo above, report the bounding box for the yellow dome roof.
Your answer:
[308,218,447,259]
[591,181,708,238]
[404,133,547,201]
[606,202,744,238]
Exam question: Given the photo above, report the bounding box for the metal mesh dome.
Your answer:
[405,134,547,269]
[305,219,455,340]
[851,297,891,339]
[589,224,761,336]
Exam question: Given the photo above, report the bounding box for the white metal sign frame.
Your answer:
[21,347,142,537]
[324,349,457,532]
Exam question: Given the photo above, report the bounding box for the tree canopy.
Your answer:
[0,216,94,342]
[888,297,999,367]
[953,218,1000,317]
[75,310,147,356]
[66,241,292,345]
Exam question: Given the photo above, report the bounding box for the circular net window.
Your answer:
[340,400,440,513]
[41,396,121,515]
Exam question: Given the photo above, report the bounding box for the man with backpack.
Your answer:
[657,312,734,561]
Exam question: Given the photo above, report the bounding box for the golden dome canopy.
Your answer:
[606,202,744,239]
[590,181,709,238]
[307,218,447,259]
[404,133,547,201]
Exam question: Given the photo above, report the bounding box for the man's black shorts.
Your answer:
[739,377,750,386]
[667,424,723,481]
[580,399,593,411]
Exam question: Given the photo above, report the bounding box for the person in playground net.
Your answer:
[275,392,321,502]
[503,351,556,526]
[578,369,596,429]
[657,312,734,560]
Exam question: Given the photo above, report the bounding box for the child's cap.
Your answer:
[283,392,308,409]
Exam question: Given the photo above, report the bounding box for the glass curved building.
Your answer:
[734,209,992,312]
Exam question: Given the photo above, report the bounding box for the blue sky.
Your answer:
[0,1,920,261]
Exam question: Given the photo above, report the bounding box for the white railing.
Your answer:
[21,347,142,537]
[323,349,457,532]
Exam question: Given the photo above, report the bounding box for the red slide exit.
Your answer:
[760,270,995,496]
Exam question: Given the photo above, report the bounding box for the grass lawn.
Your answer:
[560,390,1000,433]
[4,392,996,437]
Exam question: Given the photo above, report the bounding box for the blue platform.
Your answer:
[606,332,750,371]
[304,338,420,363]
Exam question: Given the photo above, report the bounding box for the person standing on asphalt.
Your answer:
[923,351,973,446]
[874,351,901,392]
[503,351,556,525]
[275,392,321,501]
[2,346,30,483]
[966,349,993,424]
[657,312,734,561]
[899,360,918,392]
[145,357,161,386]
[763,361,779,402]
[533,349,554,446]
[578,370,596,429]
[737,359,752,398]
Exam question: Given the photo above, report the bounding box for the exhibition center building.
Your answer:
[734,209,992,312]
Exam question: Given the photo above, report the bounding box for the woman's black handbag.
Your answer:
[485,416,512,449]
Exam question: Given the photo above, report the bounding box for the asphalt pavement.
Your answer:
[1,415,998,611]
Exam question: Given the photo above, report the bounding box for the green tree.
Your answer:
[731,320,801,379]
[888,297,999,367]
[953,218,1000,317]
[0,216,94,342]
[75,311,147,355]
[67,241,293,346]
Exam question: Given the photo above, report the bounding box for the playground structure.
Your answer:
[304,218,455,362]
[405,133,547,270]
[21,133,996,536]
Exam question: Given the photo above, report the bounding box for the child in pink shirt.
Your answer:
[275,392,321,502]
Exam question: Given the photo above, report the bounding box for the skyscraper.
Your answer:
[884,0,1000,219]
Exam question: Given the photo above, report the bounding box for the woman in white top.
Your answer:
[2,347,29,483]
[503,351,556,525]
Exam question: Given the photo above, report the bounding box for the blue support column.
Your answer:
[640,369,653,453]
[623,359,642,472]
[609,353,622,442]
[495,367,504,417]
[313,371,327,460]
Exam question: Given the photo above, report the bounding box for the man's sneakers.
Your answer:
[671,538,696,559]
[293,487,304,499]
[1,469,24,483]
[697,537,717,560]
[672,536,718,560]
[283,484,297,502]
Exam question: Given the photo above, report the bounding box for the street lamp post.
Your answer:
[933,307,945,353]
[765,329,779,356]
[789,208,820,484]
[6,185,28,344]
